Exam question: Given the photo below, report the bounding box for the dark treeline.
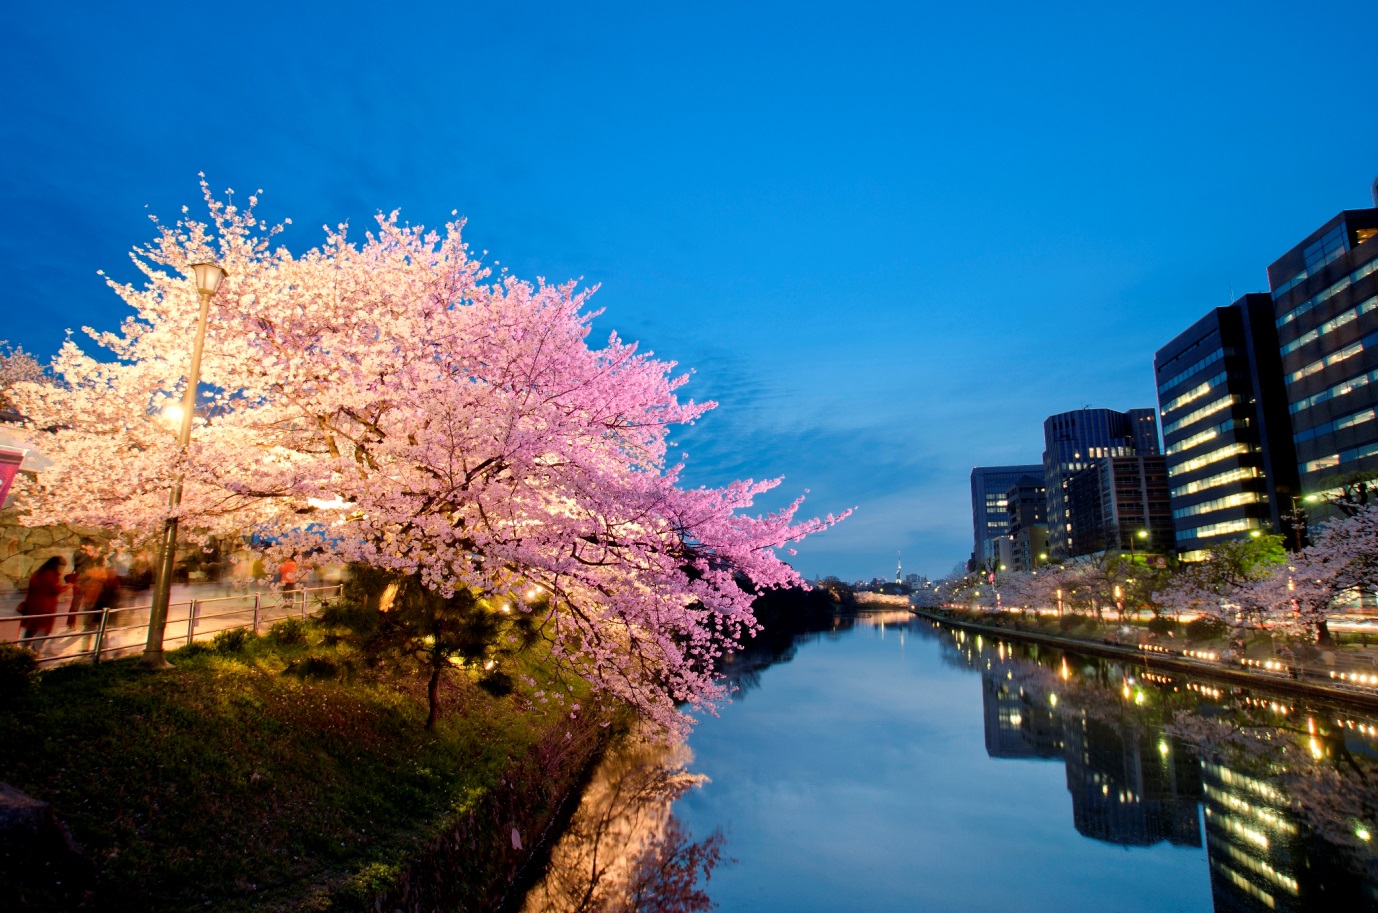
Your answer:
[717,583,854,696]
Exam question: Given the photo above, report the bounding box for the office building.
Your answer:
[1065,455,1173,557]
[1004,475,1048,572]
[1154,296,1299,560]
[1042,409,1160,558]
[1267,207,1378,505]
[970,465,1043,569]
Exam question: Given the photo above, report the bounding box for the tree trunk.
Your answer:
[426,662,442,730]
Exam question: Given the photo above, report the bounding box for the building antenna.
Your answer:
[1229,282,1234,305]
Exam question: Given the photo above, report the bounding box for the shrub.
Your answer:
[285,654,339,681]
[269,617,307,646]
[1185,616,1229,641]
[1058,614,1084,632]
[1147,615,1178,636]
[0,643,38,697]
[211,627,254,654]
[477,670,514,697]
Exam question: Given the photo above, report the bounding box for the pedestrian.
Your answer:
[73,555,120,655]
[66,537,101,622]
[125,549,154,592]
[19,556,70,657]
[278,555,299,590]
[116,549,154,626]
[230,550,254,593]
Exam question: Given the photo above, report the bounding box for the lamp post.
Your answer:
[1289,494,1319,551]
[141,262,226,668]
[1128,528,1148,564]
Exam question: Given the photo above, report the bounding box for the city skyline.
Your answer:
[4,1,1377,579]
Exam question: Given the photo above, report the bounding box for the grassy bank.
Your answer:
[0,620,608,912]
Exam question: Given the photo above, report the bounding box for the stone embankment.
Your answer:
[915,609,1378,712]
[0,507,114,596]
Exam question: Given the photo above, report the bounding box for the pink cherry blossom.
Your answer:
[9,183,847,734]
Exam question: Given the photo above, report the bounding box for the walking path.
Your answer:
[1,582,342,665]
[914,608,1378,711]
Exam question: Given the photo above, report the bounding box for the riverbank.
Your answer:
[915,608,1378,711]
[0,620,614,912]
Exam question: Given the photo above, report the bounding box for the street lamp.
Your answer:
[1289,494,1320,551]
[142,262,226,668]
[1129,528,1148,564]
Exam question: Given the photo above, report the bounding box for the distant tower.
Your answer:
[895,553,902,585]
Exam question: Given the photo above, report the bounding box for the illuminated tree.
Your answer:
[9,182,844,734]
[1152,534,1285,631]
[0,340,45,411]
[1252,504,1378,642]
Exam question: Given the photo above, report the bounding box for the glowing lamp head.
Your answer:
[191,262,227,296]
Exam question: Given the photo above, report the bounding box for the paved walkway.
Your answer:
[2,583,341,665]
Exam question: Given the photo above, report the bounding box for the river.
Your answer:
[520,610,1378,912]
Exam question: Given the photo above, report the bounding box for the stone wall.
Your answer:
[0,508,115,595]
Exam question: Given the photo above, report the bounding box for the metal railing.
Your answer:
[8,584,344,666]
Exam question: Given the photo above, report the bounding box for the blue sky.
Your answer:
[3,1,1375,580]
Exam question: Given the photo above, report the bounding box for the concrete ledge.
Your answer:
[913,609,1378,712]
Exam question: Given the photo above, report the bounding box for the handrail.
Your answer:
[7,584,344,666]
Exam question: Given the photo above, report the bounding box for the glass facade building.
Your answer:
[1266,208,1378,504]
[1004,475,1048,572]
[969,465,1043,569]
[1154,296,1298,561]
[1065,455,1173,557]
[1042,409,1160,558]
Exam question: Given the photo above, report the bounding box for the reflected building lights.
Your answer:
[936,624,1378,912]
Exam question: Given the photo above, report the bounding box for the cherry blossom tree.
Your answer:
[9,182,844,734]
[1242,505,1378,643]
[1151,535,1285,631]
[0,340,45,412]
[992,570,1048,616]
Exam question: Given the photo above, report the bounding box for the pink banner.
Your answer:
[0,448,24,508]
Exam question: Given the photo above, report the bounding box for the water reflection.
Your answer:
[522,606,846,911]
[941,622,1378,911]
[519,735,727,913]
[522,612,1378,911]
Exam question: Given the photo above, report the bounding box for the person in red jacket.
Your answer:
[19,556,70,657]
[278,556,299,589]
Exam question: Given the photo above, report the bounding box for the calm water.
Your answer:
[524,612,1378,912]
